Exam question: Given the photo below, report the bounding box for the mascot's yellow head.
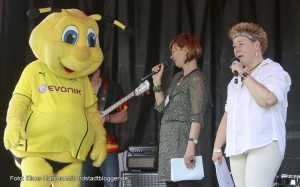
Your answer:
[27,7,132,79]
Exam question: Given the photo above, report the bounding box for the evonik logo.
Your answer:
[38,84,81,95]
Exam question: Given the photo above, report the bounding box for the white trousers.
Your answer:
[229,141,283,187]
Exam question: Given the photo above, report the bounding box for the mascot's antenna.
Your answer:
[90,14,134,37]
[27,7,62,19]
[26,7,134,37]
[101,16,134,37]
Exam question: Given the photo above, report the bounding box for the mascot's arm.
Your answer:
[85,104,107,167]
[4,94,30,149]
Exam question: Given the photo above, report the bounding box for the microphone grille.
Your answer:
[231,57,240,63]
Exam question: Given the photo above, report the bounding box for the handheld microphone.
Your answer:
[231,57,240,84]
[141,60,171,81]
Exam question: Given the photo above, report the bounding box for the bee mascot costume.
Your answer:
[3,7,131,187]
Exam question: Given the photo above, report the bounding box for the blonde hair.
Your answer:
[169,33,202,62]
[228,22,268,54]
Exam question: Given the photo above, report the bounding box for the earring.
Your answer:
[255,52,259,57]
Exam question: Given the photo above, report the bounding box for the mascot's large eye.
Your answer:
[62,25,79,44]
[87,28,97,47]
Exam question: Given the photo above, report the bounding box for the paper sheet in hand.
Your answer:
[214,156,234,187]
[171,155,204,182]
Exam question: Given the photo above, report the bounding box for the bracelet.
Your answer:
[153,85,163,92]
[213,148,222,153]
[241,71,249,81]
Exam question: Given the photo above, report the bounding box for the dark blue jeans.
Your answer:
[81,152,119,187]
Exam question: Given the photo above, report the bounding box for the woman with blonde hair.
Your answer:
[212,22,291,187]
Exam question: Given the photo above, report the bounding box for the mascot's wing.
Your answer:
[85,104,107,167]
[4,95,30,149]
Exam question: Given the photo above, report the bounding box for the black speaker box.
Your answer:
[127,146,157,171]
[121,171,166,187]
[127,156,156,171]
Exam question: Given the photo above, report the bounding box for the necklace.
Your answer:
[248,62,261,72]
[177,68,199,86]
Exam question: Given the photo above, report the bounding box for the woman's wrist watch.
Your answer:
[213,148,222,153]
[188,138,198,144]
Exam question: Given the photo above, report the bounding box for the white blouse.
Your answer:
[224,58,291,157]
